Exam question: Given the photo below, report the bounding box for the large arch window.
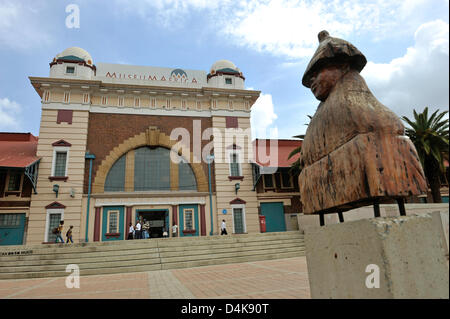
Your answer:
[179,158,197,191]
[104,154,126,192]
[104,146,198,192]
[134,147,171,191]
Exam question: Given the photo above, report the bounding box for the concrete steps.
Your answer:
[0,231,305,279]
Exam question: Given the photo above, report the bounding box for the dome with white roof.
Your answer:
[54,47,94,66]
[210,59,240,75]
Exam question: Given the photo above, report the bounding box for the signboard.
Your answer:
[222,209,227,215]
[96,63,207,88]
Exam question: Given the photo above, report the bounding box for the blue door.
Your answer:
[0,213,26,246]
[179,204,199,237]
[102,206,124,241]
[260,202,286,232]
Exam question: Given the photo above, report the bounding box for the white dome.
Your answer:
[210,60,240,74]
[55,47,93,65]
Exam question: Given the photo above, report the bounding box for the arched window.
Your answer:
[134,147,171,191]
[104,154,126,192]
[103,146,198,192]
[179,158,197,191]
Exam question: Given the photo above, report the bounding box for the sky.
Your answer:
[0,0,448,140]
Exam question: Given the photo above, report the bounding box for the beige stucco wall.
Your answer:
[27,108,89,244]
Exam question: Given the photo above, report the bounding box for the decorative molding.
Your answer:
[52,140,72,147]
[230,198,246,205]
[45,201,66,209]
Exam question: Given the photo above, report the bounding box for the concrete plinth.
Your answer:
[305,214,449,299]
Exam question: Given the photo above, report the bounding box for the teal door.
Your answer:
[0,213,26,246]
[260,202,286,232]
[179,204,199,237]
[102,206,124,241]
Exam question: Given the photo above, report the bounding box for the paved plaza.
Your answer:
[0,257,310,299]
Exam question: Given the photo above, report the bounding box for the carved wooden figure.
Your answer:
[298,31,427,224]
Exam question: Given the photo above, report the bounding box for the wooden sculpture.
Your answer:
[298,31,427,225]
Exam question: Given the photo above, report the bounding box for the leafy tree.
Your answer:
[402,107,449,203]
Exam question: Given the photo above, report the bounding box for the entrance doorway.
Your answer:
[137,210,169,238]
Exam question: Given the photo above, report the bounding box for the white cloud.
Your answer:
[114,0,447,59]
[362,19,449,119]
[250,92,279,139]
[0,97,22,131]
[0,1,52,51]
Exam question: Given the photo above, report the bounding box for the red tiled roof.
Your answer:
[253,139,302,168]
[0,133,40,168]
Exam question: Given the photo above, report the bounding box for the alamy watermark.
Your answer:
[65,4,80,29]
[66,264,80,288]
[365,264,380,289]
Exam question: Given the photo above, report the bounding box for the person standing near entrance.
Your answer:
[221,220,228,235]
[172,223,178,237]
[135,221,142,239]
[142,220,150,239]
[127,223,134,240]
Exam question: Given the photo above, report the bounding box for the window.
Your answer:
[7,171,22,191]
[105,154,126,192]
[263,174,275,189]
[101,96,107,105]
[196,101,201,110]
[166,99,171,109]
[108,211,119,233]
[134,147,171,191]
[229,152,241,177]
[54,152,67,177]
[0,214,21,227]
[151,98,156,108]
[135,98,140,107]
[211,99,217,109]
[118,96,124,107]
[66,66,75,74]
[179,159,197,191]
[184,209,194,230]
[46,210,63,243]
[281,170,293,188]
[232,206,246,234]
[225,78,232,85]
[181,99,187,110]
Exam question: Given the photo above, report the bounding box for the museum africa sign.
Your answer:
[95,63,206,86]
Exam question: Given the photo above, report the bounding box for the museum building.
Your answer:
[21,47,276,245]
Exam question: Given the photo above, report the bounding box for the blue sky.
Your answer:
[0,0,448,139]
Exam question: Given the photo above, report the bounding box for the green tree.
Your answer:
[288,115,311,175]
[402,107,449,203]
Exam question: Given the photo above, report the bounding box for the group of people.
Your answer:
[127,220,175,240]
[53,219,228,244]
[53,221,74,243]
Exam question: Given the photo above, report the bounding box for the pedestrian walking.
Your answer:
[66,225,74,243]
[127,222,134,240]
[54,220,65,243]
[172,223,178,237]
[221,219,228,235]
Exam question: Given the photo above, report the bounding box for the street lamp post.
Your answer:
[206,154,215,236]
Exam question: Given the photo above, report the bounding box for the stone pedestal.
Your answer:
[305,214,449,298]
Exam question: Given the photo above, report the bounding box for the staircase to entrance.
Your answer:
[0,231,305,280]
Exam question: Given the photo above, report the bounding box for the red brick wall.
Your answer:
[84,113,215,194]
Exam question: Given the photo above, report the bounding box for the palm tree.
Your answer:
[402,107,449,203]
[288,115,312,175]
